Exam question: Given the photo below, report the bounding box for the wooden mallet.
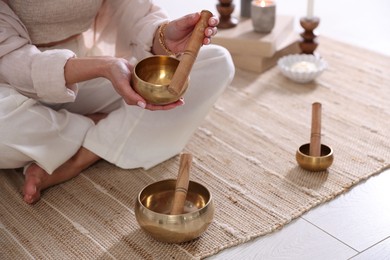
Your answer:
[170,153,193,215]
[167,10,213,96]
[309,102,322,157]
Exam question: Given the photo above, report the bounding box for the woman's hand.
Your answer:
[99,57,185,111]
[64,57,184,111]
[153,12,219,56]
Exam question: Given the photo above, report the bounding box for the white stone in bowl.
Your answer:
[277,54,327,83]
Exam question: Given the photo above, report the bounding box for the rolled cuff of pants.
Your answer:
[0,87,94,173]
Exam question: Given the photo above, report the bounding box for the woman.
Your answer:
[0,0,235,204]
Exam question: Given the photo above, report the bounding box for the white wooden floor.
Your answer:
[156,1,390,259]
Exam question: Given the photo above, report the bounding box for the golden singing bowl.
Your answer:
[296,143,334,172]
[131,56,189,105]
[135,179,214,243]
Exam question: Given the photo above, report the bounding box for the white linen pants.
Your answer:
[0,45,235,174]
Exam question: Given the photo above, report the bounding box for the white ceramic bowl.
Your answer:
[277,54,327,83]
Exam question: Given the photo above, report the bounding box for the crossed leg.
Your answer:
[22,113,106,204]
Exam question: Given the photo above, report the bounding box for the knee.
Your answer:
[199,44,235,75]
[184,45,235,105]
[195,44,235,85]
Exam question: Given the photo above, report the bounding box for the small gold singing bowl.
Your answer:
[131,56,189,105]
[135,179,214,243]
[296,143,334,171]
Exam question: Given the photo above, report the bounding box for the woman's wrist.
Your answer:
[152,23,175,56]
[64,56,114,85]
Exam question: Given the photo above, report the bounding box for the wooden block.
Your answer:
[213,15,295,58]
[231,32,300,73]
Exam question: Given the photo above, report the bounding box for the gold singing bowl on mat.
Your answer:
[296,143,334,171]
[135,179,214,243]
[131,56,189,105]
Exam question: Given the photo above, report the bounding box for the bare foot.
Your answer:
[23,163,50,204]
[85,113,108,124]
[22,147,100,204]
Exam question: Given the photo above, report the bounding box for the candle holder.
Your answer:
[299,17,320,55]
[216,0,239,29]
[251,0,276,33]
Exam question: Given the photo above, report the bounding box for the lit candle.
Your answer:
[253,0,274,7]
[307,0,314,19]
[251,0,276,33]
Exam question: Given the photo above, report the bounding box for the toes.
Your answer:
[23,193,41,204]
[23,163,44,204]
[23,179,40,204]
[23,194,35,204]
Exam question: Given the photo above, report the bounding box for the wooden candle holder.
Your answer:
[299,17,320,55]
[216,0,238,29]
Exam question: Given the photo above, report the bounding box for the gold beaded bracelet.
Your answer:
[158,22,175,56]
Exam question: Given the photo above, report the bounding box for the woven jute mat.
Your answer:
[1,37,389,259]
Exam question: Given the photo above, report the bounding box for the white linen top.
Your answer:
[0,0,169,103]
